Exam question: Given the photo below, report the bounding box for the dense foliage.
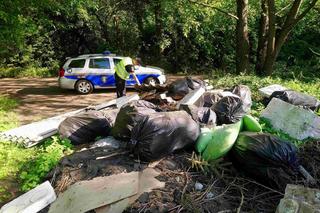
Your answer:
[0,0,319,75]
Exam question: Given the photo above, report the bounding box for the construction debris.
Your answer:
[48,168,164,213]
[177,87,205,109]
[276,184,320,213]
[261,98,320,140]
[0,181,56,213]
[259,84,287,98]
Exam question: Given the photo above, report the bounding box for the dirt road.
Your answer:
[1,75,200,125]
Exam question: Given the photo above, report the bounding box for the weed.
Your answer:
[19,136,73,192]
[0,96,19,131]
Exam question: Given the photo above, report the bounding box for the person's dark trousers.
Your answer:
[115,73,126,98]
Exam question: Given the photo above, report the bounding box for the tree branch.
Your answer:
[188,0,239,20]
[275,2,293,16]
[295,0,319,23]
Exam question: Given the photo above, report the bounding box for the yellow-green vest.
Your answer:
[115,57,133,80]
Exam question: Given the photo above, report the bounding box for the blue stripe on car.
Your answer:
[64,74,160,87]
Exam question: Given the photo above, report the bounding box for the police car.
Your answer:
[58,52,166,94]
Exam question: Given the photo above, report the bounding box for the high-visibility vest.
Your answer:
[115,57,133,80]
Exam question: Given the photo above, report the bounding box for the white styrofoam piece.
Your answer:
[0,181,56,213]
[177,87,205,109]
[258,84,287,98]
[261,98,320,140]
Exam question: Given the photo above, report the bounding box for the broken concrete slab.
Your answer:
[276,184,320,213]
[0,181,56,213]
[261,98,320,140]
[177,87,205,109]
[49,168,164,213]
[95,168,165,213]
[49,172,139,213]
[259,84,287,98]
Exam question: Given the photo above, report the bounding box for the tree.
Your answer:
[256,0,319,75]
[236,0,250,74]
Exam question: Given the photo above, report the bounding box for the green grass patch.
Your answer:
[0,96,19,131]
[19,136,73,191]
[0,95,73,203]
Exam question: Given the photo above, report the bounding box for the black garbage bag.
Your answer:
[168,77,205,100]
[195,92,222,108]
[100,108,119,127]
[129,111,200,161]
[213,96,247,124]
[58,110,112,145]
[268,90,320,111]
[111,100,160,140]
[232,85,252,111]
[186,77,205,90]
[230,132,299,188]
[180,104,216,126]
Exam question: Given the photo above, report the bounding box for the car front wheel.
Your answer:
[75,79,93,94]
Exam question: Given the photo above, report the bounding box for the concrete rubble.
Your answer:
[276,184,320,213]
[261,98,320,140]
[259,84,287,98]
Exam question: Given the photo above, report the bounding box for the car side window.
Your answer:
[89,58,110,69]
[68,59,86,68]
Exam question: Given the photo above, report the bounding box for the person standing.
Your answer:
[114,57,141,98]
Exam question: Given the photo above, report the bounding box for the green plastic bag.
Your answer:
[242,114,262,132]
[195,128,216,153]
[196,120,242,161]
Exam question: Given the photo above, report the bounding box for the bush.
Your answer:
[0,66,58,78]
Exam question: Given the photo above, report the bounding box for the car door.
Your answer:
[87,57,115,87]
[65,59,86,75]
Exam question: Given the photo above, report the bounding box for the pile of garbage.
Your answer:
[2,78,320,213]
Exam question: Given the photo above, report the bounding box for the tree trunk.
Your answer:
[262,0,276,75]
[261,0,318,75]
[154,0,163,56]
[236,0,250,74]
[255,0,268,75]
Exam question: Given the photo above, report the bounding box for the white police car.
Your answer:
[58,53,166,94]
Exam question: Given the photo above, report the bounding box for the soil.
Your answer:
[0,75,200,125]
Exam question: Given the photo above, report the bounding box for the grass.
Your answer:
[0,95,73,204]
[0,96,19,131]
